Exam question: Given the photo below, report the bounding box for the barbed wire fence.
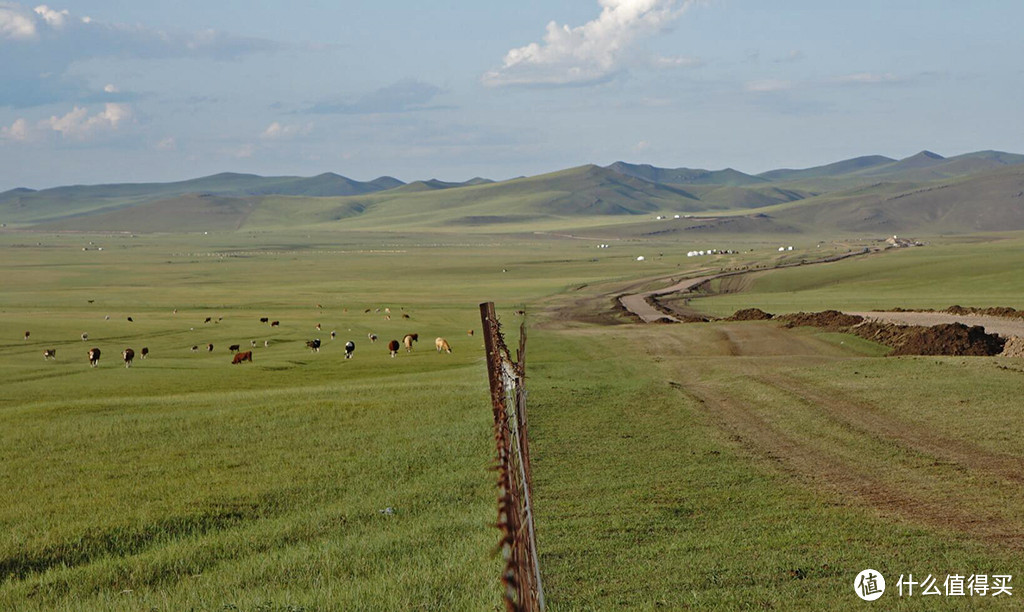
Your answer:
[480,302,545,612]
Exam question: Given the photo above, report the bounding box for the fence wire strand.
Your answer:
[480,302,544,612]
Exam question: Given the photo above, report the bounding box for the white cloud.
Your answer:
[745,79,793,93]
[833,72,900,84]
[155,136,176,150]
[103,83,118,93]
[33,5,68,28]
[482,0,697,87]
[0,117,33,141]
[0,2,37,39]
[43,103,132,140]
[260,121,313,140]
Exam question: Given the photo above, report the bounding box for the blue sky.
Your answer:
[1,0,1022,190]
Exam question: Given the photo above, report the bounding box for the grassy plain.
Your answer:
[2,227,1024,610]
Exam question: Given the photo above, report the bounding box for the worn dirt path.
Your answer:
[619,248,874,323]
[848,311,1024,338]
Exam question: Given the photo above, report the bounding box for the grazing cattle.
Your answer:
[260,317,269,323]
[345,341,355,359]
[388,340,400,358]
[228,344,241,352]
[127,316,133,322]
[205,317,212,323]
[385,307,391,314]
[251,340,257,348]
[264,340,269,347]
[306,339,321,352]
[207,343,214,352]
[81,332,89,341]
[368,333,378,343]
[88,347,101,366]
[402,313,410,319]
[191,345,199,352]
[330,330,336,339]
[435,337,452,353]
[467,329,474,336]
[403,333,418,352]
[122,348,135,367]
[364,309,371,314]
[141,347,149,359]
[23,331,29,340]
[317,303,323,309]
[232,350,253,364]
[43,349,56,360]
[271,320,280,327]
[316,323,321,331]
[173,309,178,314]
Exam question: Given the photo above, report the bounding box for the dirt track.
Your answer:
[618,273,727,323]
[848,311,1024,339]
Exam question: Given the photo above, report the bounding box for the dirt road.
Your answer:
[618,272,729,322]
[847,311,1024,338]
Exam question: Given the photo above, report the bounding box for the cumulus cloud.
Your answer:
[1,102,133,143]
[305,79,446,114]
[0,2,282,107]
[0,117,33,141]
[483,0,697,87]
[0,2,36,39]
[260,121,314,139]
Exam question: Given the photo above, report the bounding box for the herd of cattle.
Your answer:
[29,314,464,368]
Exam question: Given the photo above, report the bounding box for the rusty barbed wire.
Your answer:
[480,302,544,612]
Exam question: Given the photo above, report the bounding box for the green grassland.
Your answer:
[3,226,1024,610]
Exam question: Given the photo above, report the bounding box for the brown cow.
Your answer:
[467,329,474,336]
[232,351,253,364]
[141,347,149,359]
[270,320,280,327]
[88,347,101,366]
[388,339,400,358]
[403,333,418,352]
[207,343,214,352]
[122,348,135,367]
[435,337,452,353]
[23,331,29,340]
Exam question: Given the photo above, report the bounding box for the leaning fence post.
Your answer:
[480,302,545,612]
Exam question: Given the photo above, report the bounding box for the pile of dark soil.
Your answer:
[779,311,1006,356]
[887,323,1006,356]
[777,310,864,331]
[945,305,1024,319]
[726,308,774,321]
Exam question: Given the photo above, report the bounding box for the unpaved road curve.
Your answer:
[620,248,874,323]
[848,311,1024,339]
[618,273,729,322]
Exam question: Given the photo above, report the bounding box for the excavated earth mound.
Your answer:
[779,311,1006,356]
[887,323,1006,356]
[727,308,774,321]
[945,305,1024,319]
[1000,336,1024,357]
[778,310,864,331]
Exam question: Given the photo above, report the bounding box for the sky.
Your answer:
[1,0,1022,190]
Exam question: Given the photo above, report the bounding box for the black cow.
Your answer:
[228,344,241,352]
[88,347,101,366]
[141,347,149,359]
[306,339,321,352]
[123,348,135,367]
[345,341,355,359]
[43,349,56,360]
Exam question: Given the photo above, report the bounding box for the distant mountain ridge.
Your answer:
[3,149,1024,233]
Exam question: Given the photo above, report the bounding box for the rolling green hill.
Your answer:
[4,150,1024,235]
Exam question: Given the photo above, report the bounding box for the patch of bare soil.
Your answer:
[780,311,1006,356]
[999,336,1024,357]
[725,308,774,321]
[777,310,864,331]
[888,323,1006,356]
[946,305,1024,319]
